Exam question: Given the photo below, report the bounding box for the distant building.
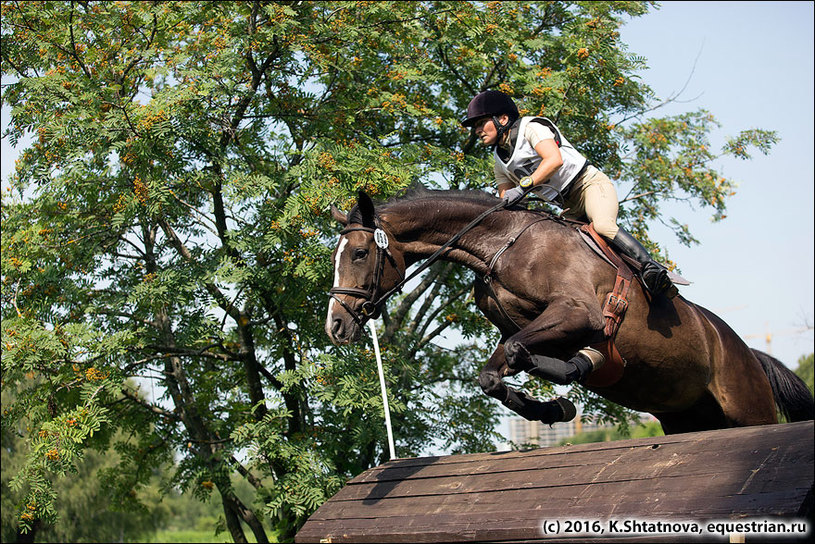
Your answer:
[505,412,660,449]
[507,413,612,448]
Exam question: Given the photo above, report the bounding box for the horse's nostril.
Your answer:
[331,318,344,338]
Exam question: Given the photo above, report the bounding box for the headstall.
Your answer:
[328,223,402,325]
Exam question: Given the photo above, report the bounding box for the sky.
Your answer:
[615,1,814,367]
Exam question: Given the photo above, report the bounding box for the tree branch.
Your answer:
[120,388,179,420]
[157,217,241,322]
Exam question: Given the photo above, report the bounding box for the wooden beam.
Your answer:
[297,421,813,543]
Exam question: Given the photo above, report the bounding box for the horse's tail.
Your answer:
[752,349,814,422]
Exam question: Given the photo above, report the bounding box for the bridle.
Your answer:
[328,198,511,327]
[328,223,403,325]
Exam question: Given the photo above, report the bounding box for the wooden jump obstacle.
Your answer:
[296,421,813,543]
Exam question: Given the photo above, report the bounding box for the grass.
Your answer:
[148,529,235,543]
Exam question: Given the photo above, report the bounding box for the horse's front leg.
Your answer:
[504,295,606,386]
[479,343,577,424]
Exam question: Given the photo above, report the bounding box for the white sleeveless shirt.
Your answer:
[493,117,588,202]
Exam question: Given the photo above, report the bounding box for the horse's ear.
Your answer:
[357,190,376,228]
[330,205,348,226]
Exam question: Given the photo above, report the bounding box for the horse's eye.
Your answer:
[352,248,369,261]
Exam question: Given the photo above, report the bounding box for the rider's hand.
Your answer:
[503,186,526,206]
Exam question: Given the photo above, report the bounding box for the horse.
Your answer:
[325,189,813,434]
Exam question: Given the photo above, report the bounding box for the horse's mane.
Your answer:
[345,185,572,229]
[345,186,500,225]
[379,186,501,211]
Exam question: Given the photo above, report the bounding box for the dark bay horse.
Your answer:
[325,189,813,434]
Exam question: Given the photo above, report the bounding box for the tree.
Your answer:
[794,353,814,394]
[1,2,776,541]
[1,393,167,543]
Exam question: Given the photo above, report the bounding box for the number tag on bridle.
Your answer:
[374,229,389,249]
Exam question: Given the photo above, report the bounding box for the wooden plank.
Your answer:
[298,496,811,543]
[310,476,810,522]
[345,421,804,482]
[299,491,814,544]
[347,423,809,485]
[324,464,807,508]
[328,437,811,504]
[296,422,814,543]
[299,499,811,544]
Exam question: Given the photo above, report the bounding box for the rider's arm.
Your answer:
[523,127,563,187]
[494,161,514,198]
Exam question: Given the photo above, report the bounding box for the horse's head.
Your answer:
[326,191,406,344]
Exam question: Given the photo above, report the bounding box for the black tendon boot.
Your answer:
[508,341,606,385]
[527,347,605,385]
[502,390,577,424]
[610,228,678,299]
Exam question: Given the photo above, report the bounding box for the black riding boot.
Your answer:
[610,228,678,298]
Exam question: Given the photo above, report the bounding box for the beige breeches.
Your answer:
[563,165,620,240]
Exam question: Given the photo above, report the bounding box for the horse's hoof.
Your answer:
[504,340,533,372]
[537,397,577,424]
[553,397,577,422]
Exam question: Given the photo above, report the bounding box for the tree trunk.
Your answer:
[15,519,40,543]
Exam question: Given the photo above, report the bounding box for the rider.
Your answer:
[462,89,678,300]
[462,90,678,387]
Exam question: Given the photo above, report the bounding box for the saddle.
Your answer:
[577,228,691,288]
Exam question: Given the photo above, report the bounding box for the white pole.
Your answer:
[368,320,396,460]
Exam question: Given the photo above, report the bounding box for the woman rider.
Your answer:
[462,90,678,387]
[462,89,678,300]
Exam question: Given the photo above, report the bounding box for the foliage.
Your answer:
[147,529,234,543]
[2,394,261,543]
[1,1,775,541]
[794,353,814,394]
[1,408,164,543]
[556,419,664,446]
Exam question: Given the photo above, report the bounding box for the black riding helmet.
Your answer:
[461,90,519,144]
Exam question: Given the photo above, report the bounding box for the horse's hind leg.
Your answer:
[478,344,576,423]
[653,391,731,434]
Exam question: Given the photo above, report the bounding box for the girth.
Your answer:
[580,223,632,387]
[480,218,631,388]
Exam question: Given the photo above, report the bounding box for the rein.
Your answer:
[482,217,550,331]
[329,199,509,326]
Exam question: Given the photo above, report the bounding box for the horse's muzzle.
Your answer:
[326,308,362,345]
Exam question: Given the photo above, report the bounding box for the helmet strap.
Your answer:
[491,115,508,148]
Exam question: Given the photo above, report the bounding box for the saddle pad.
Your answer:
[578,230,691,285]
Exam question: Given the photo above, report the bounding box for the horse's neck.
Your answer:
[383,200,519,273]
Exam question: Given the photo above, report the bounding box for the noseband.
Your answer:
[328,225,403,325]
